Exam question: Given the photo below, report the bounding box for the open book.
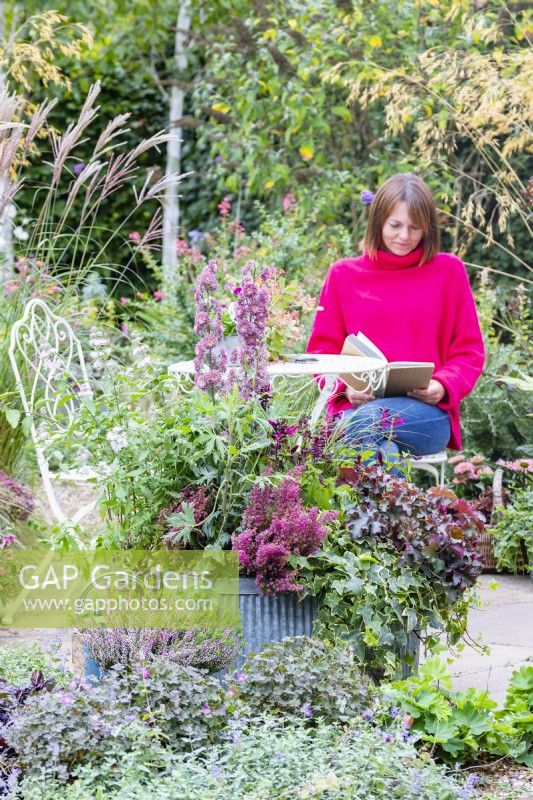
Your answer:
[340,332,434,397]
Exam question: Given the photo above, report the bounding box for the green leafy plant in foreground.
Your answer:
[0,641,70,687]
[14,715,469,800]
[378,658,533,767]
[299,465,484,679]
[229,636,371,724]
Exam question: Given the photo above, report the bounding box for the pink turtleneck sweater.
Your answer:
[306,245,485,450]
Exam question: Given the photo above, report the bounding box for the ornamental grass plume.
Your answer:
[233,468,337,595]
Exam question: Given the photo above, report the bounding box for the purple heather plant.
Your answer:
[233,468,337,594]
[0,469,34,521]
[81,627,240,672]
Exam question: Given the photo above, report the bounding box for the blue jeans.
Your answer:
[339,397,450,472]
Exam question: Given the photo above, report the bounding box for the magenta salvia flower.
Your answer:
[233,468,337,594]
[234,260,270,401]
[378,408,406,433]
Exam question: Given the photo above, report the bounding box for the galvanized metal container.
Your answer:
[236,577,318,668]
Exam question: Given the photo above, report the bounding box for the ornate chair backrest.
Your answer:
[8,299,93,522]
[9,298,92,435]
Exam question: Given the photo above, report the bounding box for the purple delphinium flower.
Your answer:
[360,189,375,205]
[390,706,400,718]
[73,162,85,175]
[234,260,270,401]
[362,708,374,722]
[193,259,227,395]
[301,702,313,718]
[383,732,393,744]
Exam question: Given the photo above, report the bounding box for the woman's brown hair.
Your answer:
[363,173,440,264]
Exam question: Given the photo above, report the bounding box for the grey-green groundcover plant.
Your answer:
[13,715,469,800]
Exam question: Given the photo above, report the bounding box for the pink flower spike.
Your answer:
[119,296,129,305]
[153,290,165,302]
[128,231,141,243]
[218,196,232,217]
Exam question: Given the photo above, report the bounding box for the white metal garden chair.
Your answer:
[9,298,100,546]
[405,450,447,486]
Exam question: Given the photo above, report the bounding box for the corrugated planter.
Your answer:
[236,577,318,668]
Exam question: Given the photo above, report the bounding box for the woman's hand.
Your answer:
[408,379,446,405]
[345,386,375,406]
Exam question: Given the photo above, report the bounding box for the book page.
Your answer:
[385,363,434,396]
[355,332,387,361]
[342,333,387,361]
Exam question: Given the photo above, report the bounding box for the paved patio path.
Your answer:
[444,574,533,704]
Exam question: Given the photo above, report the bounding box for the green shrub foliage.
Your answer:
[229,636,372,723]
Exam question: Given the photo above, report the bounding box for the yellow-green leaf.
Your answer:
[211,102,231,115]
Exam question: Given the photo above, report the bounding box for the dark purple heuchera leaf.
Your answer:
[339,464,484,594]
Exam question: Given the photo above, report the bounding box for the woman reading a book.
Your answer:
[306,172,485,468]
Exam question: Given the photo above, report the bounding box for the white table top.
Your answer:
[168,354,386,377]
